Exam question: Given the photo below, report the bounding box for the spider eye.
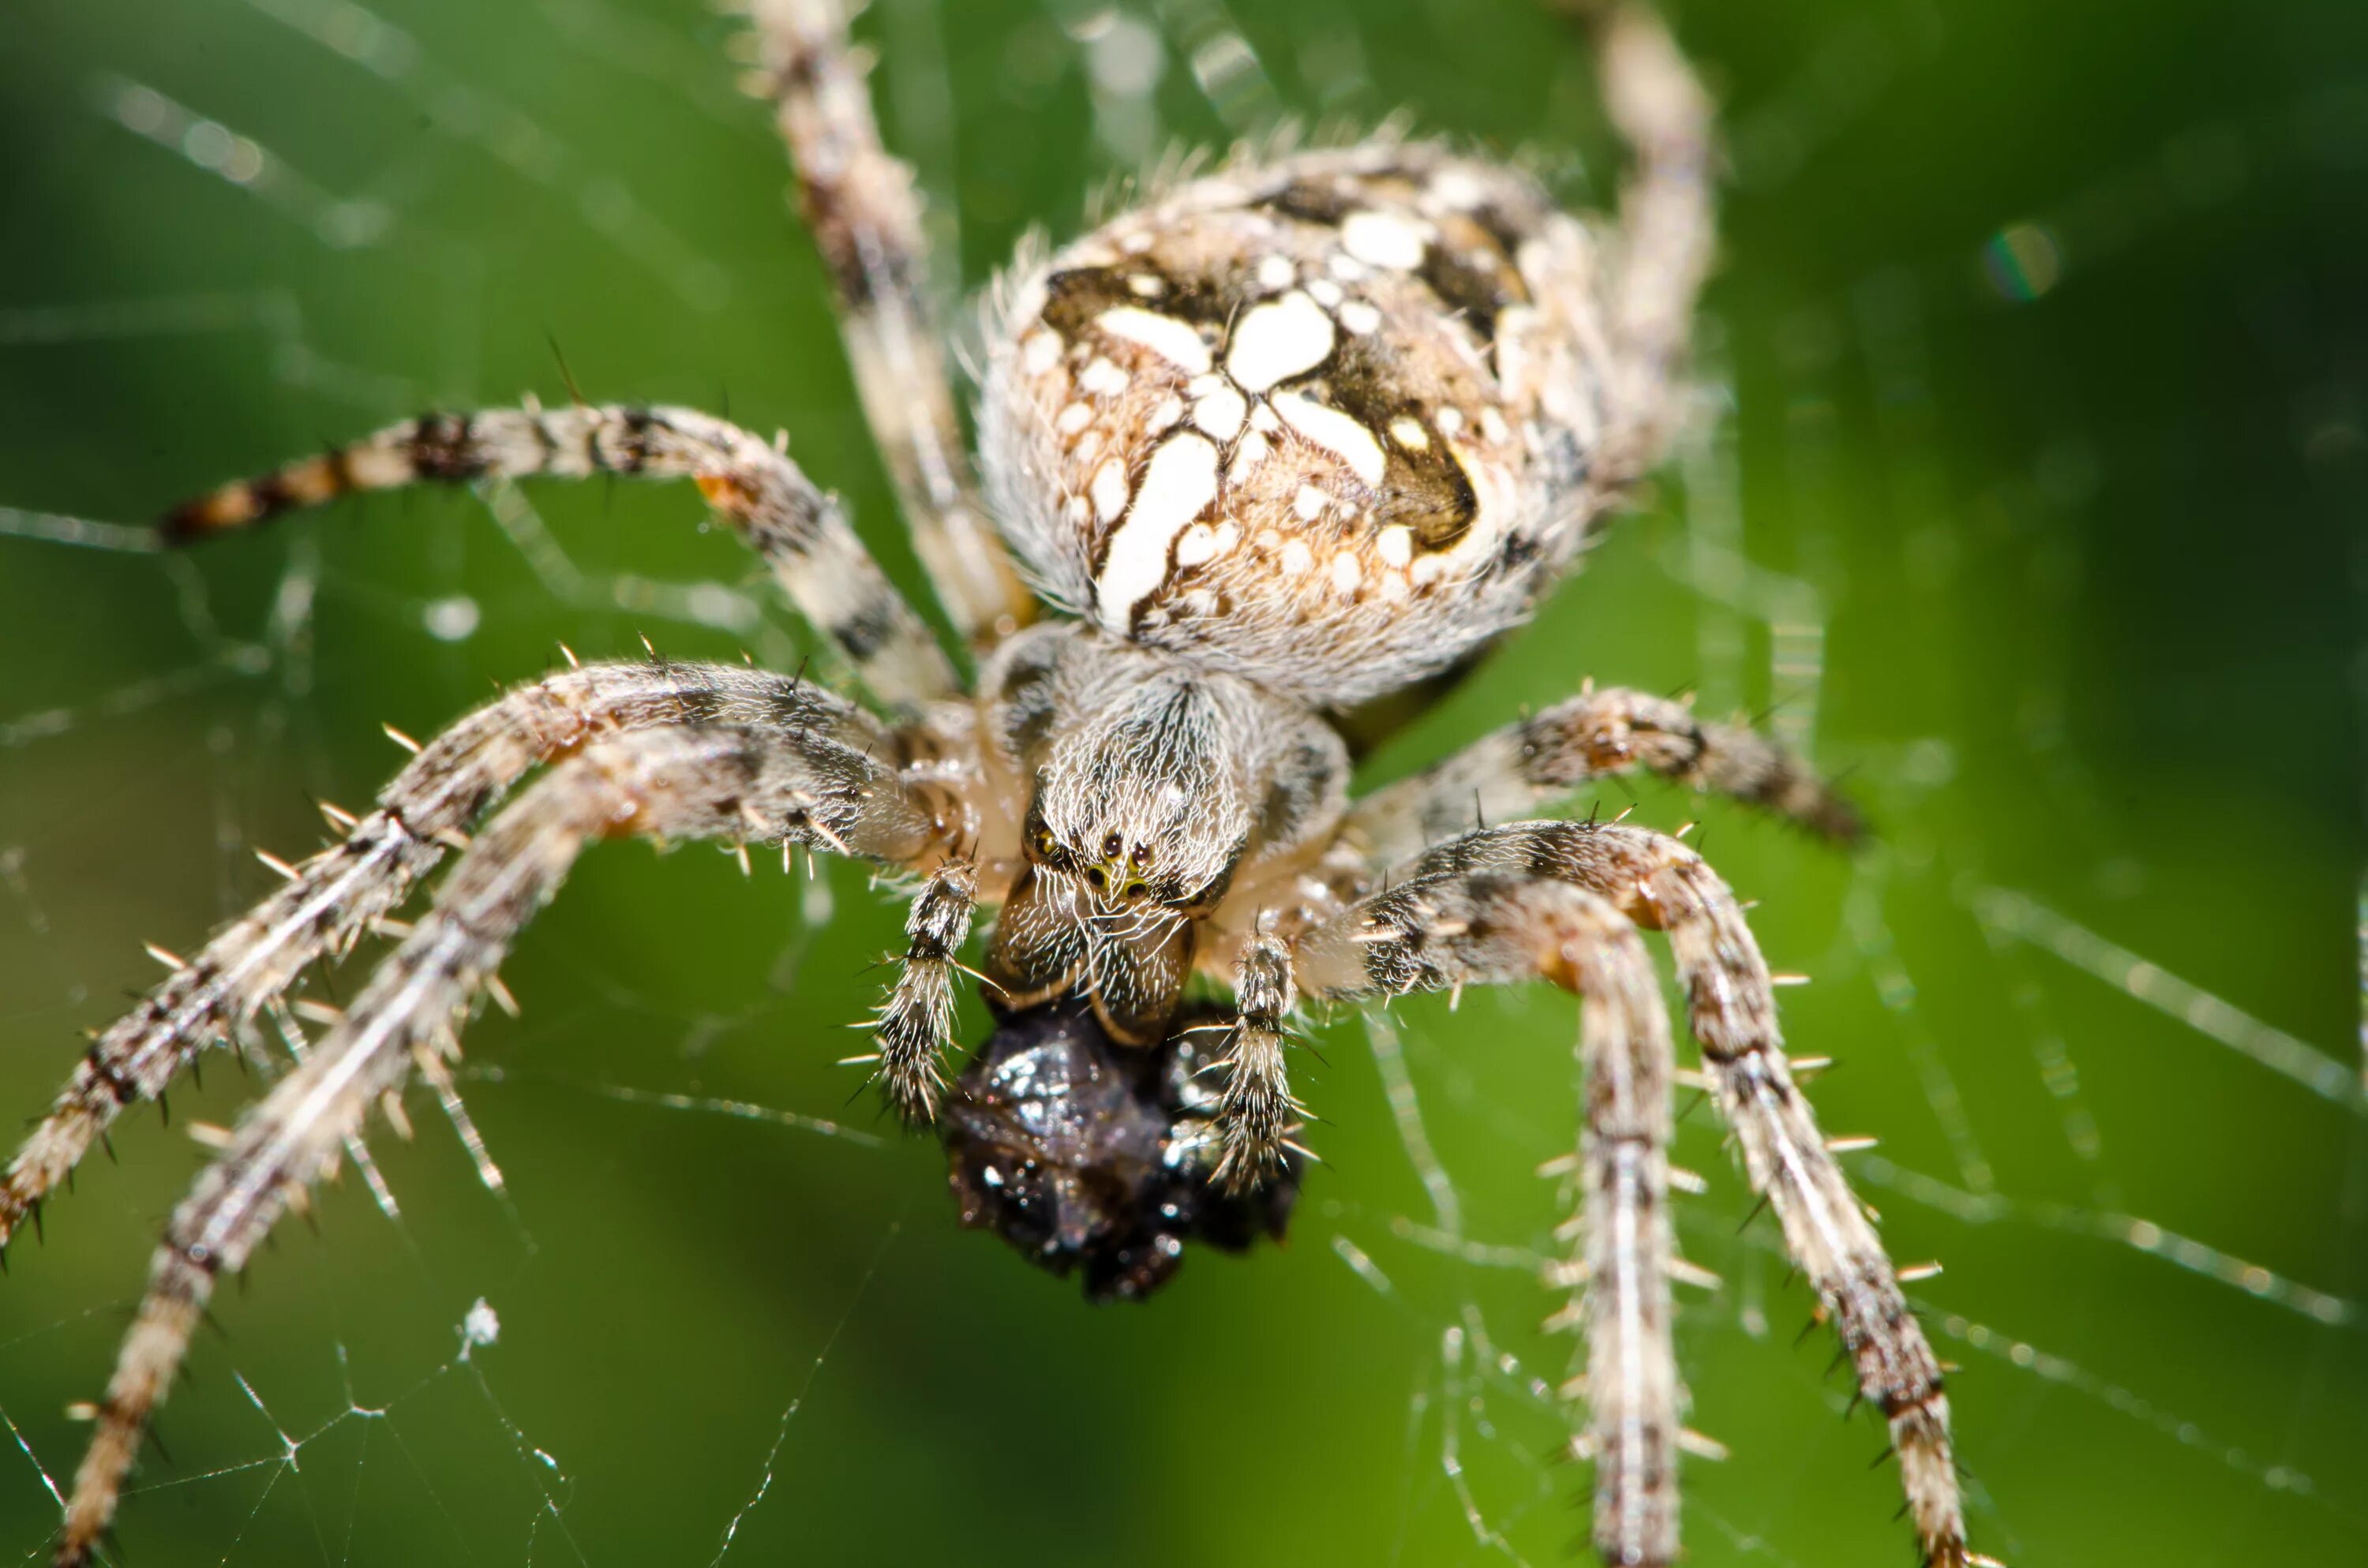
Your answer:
[1129,843,1152,868]
[1122,881,1148,901]
[1034,828,1058,859]
[1101,833,1122,859]
[1085,866,1108,890]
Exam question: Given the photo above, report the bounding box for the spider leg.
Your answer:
[870,855,977,1122]
[1343,682,1862,870]
[1566,2,1716,492]
[53,719,942,1566]
[1212,930,1302,1194]
[1299,819,1973,1568]
[163,402,957,708]
[0,657,891,1252]
[738,0,1035,648]
[1294,865,1682,1566]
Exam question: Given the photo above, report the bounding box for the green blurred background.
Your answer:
[2,1,2362,1564]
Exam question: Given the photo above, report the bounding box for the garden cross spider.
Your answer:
[2,3,1991,1565]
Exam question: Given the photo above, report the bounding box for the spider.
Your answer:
[1,3,1992,1565]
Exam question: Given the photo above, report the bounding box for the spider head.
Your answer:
[939,999,1300,1302]
[1021,691,1253,916]
[987,674,1255,1042]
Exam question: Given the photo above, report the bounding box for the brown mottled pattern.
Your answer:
[981,139,1614,705]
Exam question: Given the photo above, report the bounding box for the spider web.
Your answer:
[1,2,2363,1564]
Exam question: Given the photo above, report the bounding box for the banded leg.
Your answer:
[869,856,977,1122]
[1212,930,1304,1194]
[163,402,957,707]
[1294,872,1681,1565]
[1343,683,1861,870]
[1321,819,1973,1568]
[54,720,942,1566]
[1572,2,1717,490]
[0,658,888,1251]
[740,0,1034,646]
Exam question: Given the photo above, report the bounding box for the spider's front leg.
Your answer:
[869,856,978,1122]
[1212,930,1306,1193]
[1299,820,1978,1568]
[1293,858,1686,1566]
[54,717,946,1566]
[0,657,888,1252]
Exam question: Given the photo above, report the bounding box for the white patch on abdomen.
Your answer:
[1224,290,1336,392]
[1340,210,1432,270]
[1192,385,1247,441]
[1096,307,1213,374]
[1094,431,1220,631]
[1272,392,1388,487]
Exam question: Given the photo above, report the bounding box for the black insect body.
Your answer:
[942,1001,1299,1303]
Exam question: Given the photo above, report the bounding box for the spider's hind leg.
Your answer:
[739,0,1036,649]
[1561,1,1718,494]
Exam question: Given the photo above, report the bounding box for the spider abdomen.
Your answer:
[980,143,1613,708]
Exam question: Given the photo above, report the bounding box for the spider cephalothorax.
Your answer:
[976,624,1347,1046]
[4,5,1990,1567]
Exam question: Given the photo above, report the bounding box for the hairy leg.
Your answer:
[1610,827,1973,1567]
[1564,1,1717,492]
[1558,896,1684,1566]
[163,402,956,707]
[1343,682,1861,869]
[1212,929,1302,1193]
[54,720,943,1565]
[0,658,897,1252]
[739,0,1035,647]
[868,855,978,1121]
[1306,819,1974,1568]
[1295,871,1683,1565]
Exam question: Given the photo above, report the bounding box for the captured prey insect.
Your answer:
[2,2,1993,1565]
